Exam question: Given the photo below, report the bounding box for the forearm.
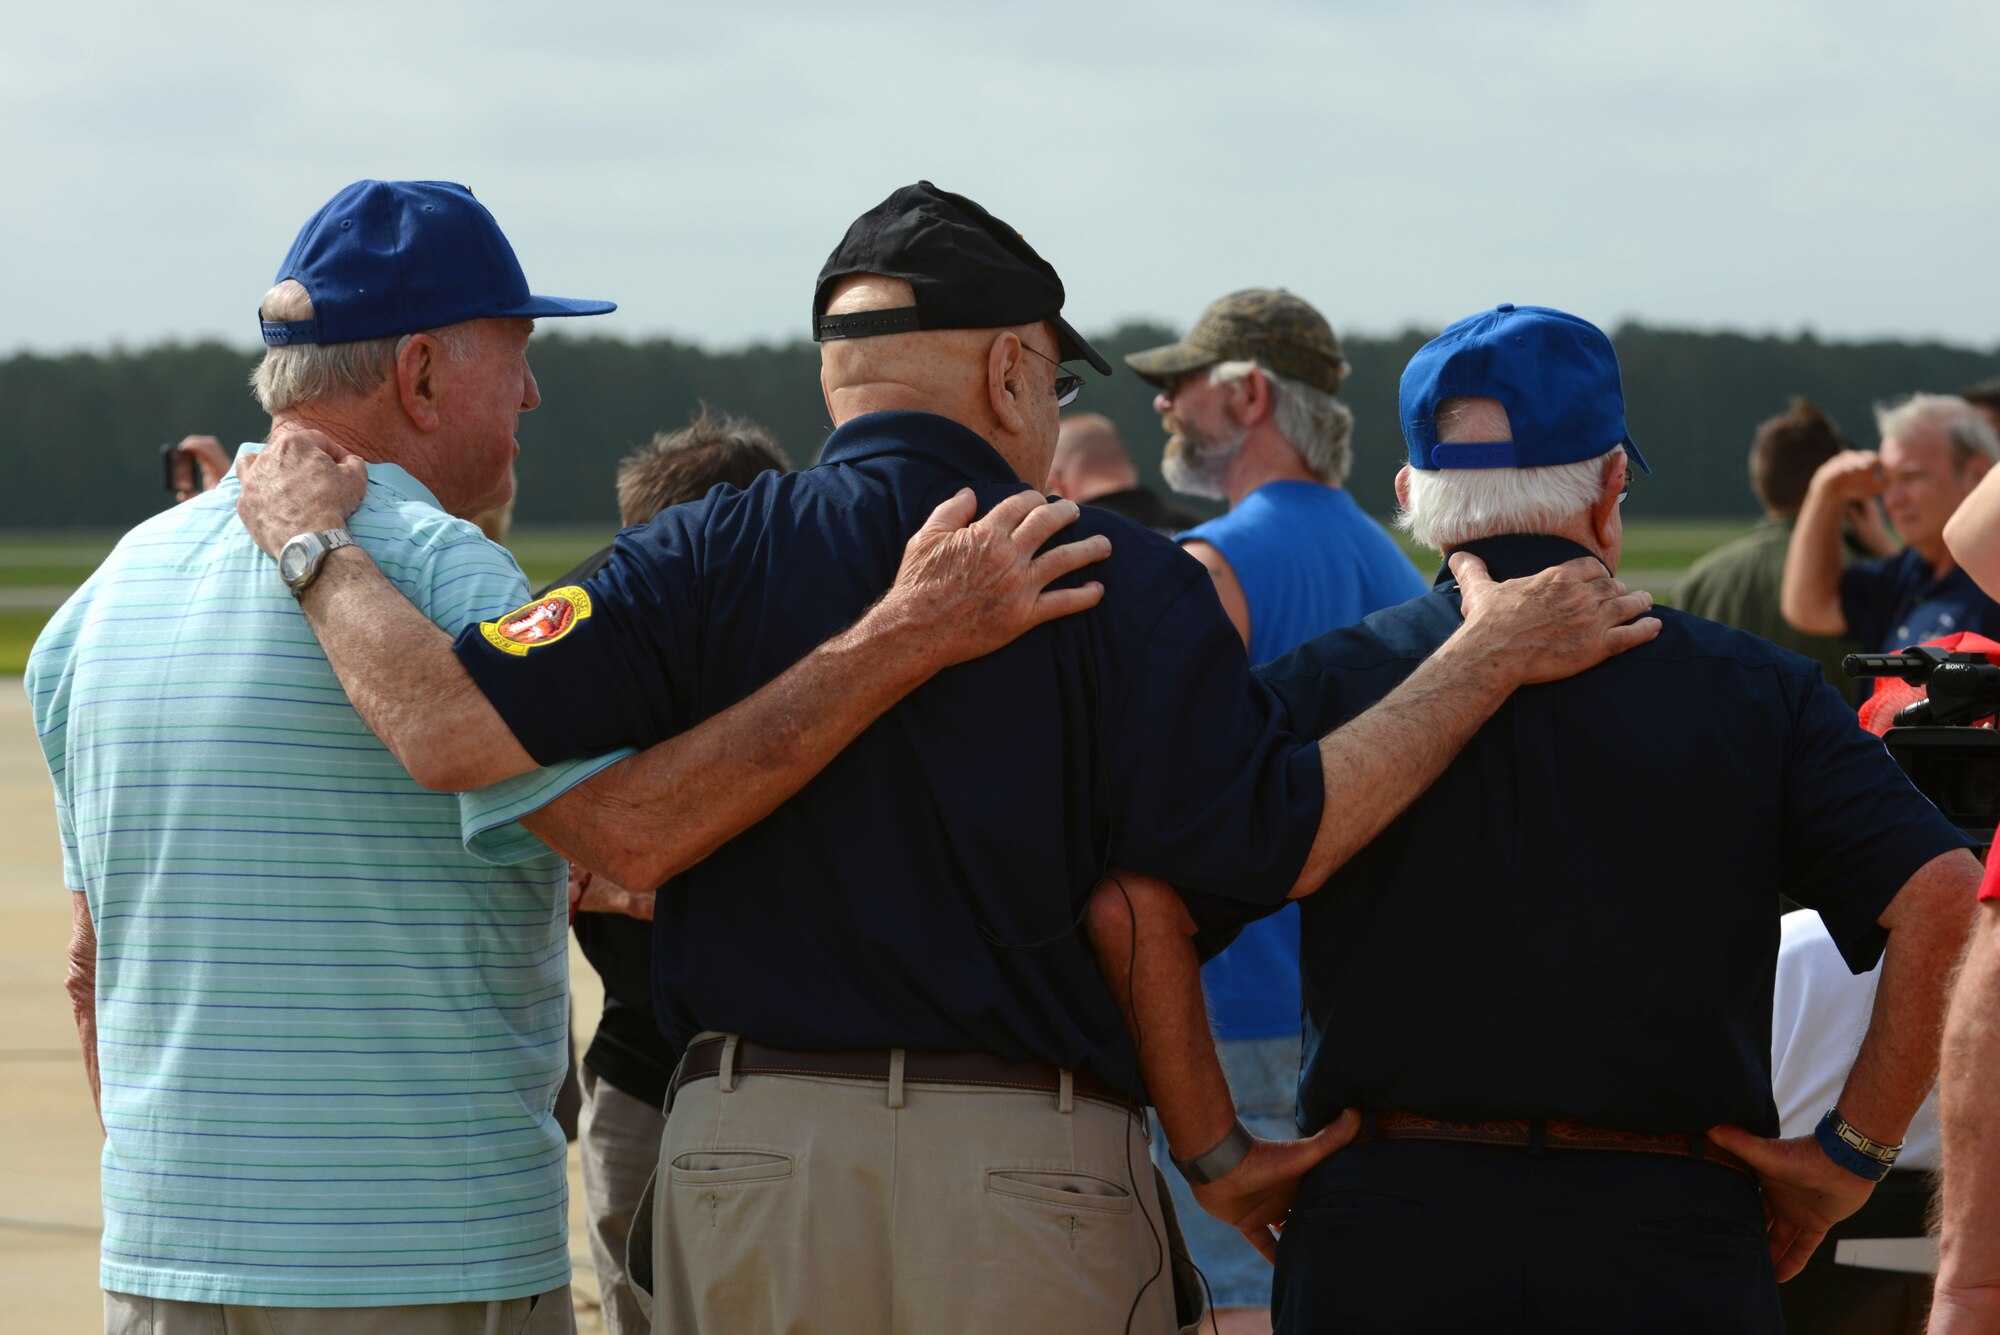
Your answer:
[523,593,949,888]
[297,548,535,791]
[1946,466,2000,601]
[1937,901,2000,1313]
[66,892,101,1131]
[1084,873,1237,1158]
[1836,850,1982,1142]
[1781,485,1851,636]
[1291,633,1516,895]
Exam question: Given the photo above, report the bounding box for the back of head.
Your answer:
[1874,393,2000,467]
[1395,305,1641,553]
[617,406,790,526]
[1048,413,1137,499]
[1749,398,1846,515]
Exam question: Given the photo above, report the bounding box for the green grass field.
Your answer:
[0,519,1757,675]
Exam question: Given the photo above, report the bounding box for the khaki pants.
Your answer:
[652,1040,1182,1334]
[104,1286,574,1335]
[578,1064,666,1335]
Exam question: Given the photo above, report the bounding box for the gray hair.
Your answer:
[1874,392,2000,466]
[1395,397,1620,552]
[1210,359,1355,485]
[249,280,474,414]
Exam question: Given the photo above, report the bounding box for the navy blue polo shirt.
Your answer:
[453,410,1325,1092]
[1187,534,1971,1137]
[1840,548,2000,652]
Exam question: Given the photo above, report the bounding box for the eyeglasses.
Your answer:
[1617,456,1635,505]
[1020,343,1085,407]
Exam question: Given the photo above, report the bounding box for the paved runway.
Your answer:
[0,679,614,1333]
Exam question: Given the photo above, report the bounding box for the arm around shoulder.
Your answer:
[1946,466,2000,601]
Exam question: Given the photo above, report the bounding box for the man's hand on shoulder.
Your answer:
[1449,552,1659,687]
[236,429,370,557]
[1191,1109,1361,1263]
[869,488,1111,674]
[1705,1124,1874,1282]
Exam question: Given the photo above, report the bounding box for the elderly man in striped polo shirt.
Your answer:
[28,180,1108,1335]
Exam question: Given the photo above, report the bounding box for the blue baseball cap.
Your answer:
[260,180,616,346]
[1400,304,1650,474]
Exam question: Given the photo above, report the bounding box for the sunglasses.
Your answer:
[1617,455,1635,505]
[1020,343,1085,407]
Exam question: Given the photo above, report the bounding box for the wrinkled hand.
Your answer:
[568,864,656,923]
[236,429,370,556]
[1449,552,1660,686]
[1813,449,1888,504]
[1191,1110,1361,1264]
[874,488,1110,671]
[1705,1125,1874,1282]
[172,435,233,501]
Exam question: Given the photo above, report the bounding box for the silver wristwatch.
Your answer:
[1174,1119,1254,1185]
[277,528,356,596]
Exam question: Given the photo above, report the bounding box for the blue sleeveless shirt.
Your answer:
[1181,482,1429,1038]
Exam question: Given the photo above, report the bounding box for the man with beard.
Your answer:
[1125,289,1425,1330]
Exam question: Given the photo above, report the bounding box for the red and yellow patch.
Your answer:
[479,586,592,658]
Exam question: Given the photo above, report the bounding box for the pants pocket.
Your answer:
[668,1149,794,1186]
[985,1168,1136,1214]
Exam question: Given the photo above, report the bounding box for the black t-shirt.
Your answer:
[1190,533,1973,1138]
[457,410,1325,1094]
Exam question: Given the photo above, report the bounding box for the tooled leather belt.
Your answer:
[1356,1109,1753,1178]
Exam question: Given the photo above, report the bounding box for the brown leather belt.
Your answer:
[676,1035,1133,1110]
[1356,1109,1753,1179]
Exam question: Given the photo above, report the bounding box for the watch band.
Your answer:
[282,527,356,596]
[1174,1119,1254,1185]
[1814,1108,1900,1183]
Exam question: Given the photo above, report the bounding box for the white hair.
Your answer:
[1874,392,2000,465]
[1395,397,1621,552]
[250,280,474,414]
[1210,359,1355,485]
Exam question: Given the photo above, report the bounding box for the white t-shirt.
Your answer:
[1770,909,1939,1170]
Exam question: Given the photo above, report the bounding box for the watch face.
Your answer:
[279,537,316,587]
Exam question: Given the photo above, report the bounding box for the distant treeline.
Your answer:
[5,324,1997,531]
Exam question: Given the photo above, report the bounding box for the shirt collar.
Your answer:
[229,441,448,514]
[1431,533,1611,589]
[818,410,1023,485]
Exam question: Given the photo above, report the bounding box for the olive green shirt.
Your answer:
[1675,515,1856,691]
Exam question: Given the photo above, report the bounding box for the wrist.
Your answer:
[1814,1107,1901,1182]
[852,592,951,685]
[1173,1118,1253,1185]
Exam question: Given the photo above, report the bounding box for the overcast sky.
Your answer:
[4,0,1995,356]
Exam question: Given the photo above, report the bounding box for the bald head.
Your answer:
[816,272,1068,487]
[1048,413,1138,502]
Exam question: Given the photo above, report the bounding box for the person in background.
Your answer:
[165,434,232,501]
[1782,394,2000,652]
[1045,411,1202,534]
[1124,287,1427,1332]
[1960,378,2000,441]
[557,405,791,1335]
[1678,397,1895,690]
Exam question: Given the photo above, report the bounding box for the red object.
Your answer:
[1856,632,2000,737]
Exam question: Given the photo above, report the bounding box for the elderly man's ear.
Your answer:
[1590,453,1627,548]
[1229,366,1276,428]
[985,331,1033,435]
[394,334,449,432]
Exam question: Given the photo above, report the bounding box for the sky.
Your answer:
[3,0,1996,356]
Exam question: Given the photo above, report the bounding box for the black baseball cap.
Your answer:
[812,181,1110,375]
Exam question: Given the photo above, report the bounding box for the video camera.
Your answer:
[1846,646,2000,846]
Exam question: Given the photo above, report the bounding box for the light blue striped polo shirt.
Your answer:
[27,450,627,1307]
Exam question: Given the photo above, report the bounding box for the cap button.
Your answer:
[1496,303,1515,313]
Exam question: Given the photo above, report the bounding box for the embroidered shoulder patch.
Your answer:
[479,586,592,657]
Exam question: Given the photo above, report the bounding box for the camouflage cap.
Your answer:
[1124,288,1348,395]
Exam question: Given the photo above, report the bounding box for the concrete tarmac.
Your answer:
[0,680,613,1333]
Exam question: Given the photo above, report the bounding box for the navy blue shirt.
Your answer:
[1188,534,1971,1137]
[1840,548,2000,652]
[454,410,1325,1092]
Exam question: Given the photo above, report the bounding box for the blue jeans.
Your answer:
[1148,1032,1300,1310]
